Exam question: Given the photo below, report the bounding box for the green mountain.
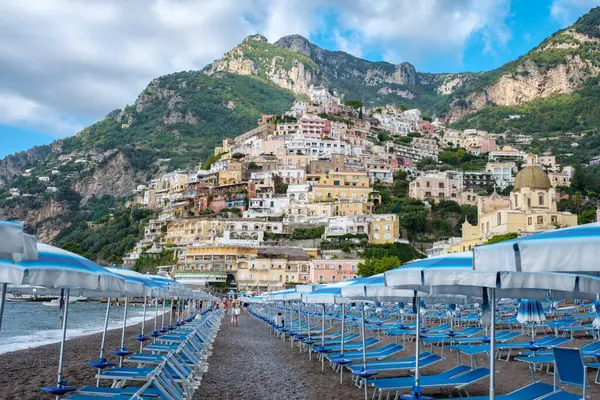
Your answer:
[0,71,294,253]
[445,7,600,128]
[205,34,463,114]
[3,7,600,256]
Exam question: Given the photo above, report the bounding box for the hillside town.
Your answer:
[34,86,571,293]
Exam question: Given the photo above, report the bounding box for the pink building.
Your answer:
[299,116,331,137]
[479,139,497,153]
[310,259,362,283]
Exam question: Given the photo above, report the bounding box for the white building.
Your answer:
[485,162,515,190]
[324,216,369,238]
[373,114,411,135]
[243,196,291,218]
[368,169,393,184]
[427,237,463,257]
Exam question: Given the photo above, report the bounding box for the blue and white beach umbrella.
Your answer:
[0,243,130,397]
[516,299,546,342]
[1,243,125,292]
[473,222,600,273]
[593,300,600,329]
[0,221,38,333]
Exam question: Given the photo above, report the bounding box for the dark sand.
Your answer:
[1,312,598,400]
[0,318,160,400]
[196,314,600,399]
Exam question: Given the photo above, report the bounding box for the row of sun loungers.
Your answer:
[62,309,223,400]
[251,302,600,399]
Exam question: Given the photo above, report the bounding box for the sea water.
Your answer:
[0,301,161,354]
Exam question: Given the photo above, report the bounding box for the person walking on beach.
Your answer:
[230,296,241,327]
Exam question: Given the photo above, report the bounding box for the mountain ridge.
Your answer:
[3,7,600,248]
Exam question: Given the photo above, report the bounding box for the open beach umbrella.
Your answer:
[10,244,128,396]
[302,280,357,371]
[341,275,418,399]
[473,222,600,273]
[104,267,167,368]
[385,252,477,400]
[388,249,600,400]
[0,223,38,332]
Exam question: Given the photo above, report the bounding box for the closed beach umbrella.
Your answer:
[593,299,600,330]
[516,299,546,343]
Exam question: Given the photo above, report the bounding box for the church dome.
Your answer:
[514,165,551,191]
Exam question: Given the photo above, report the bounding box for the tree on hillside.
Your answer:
[358,256,402,277]
[344,99,363,109]
[486,232,518,245]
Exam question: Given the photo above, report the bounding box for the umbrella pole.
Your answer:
[340,303,346,384]
[152,297,159,342]
[489,288,496,400]
[161,298,166,331]
[321,304,325,371]
[119,297,129,368]
[169,297,174,329]
[400,293,431,400]
[361,304,368,400]
[96,298,111,386]
[0,282,7,332]
[291,302,295,348]
[140,295,147,352]
[298,303,303,353]
[56,289,71,398]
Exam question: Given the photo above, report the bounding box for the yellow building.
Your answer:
[165,218,226,246]
[218,161,243,185]
[369,214,401,244]
[450,165,578,252]
[214,138,235,157]
[286,200,373,223]
[173,245,257,287]
[309,171,373,202]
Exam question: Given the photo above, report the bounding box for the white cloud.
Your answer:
[0,92,84,136]
[551,0,600,27]
[332,0,512,65]
[0,0,515,139]
[334,31,364,58]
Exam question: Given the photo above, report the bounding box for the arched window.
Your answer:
[497,213,502,225]
[538,192,545,206]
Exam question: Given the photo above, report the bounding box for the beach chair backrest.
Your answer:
[553,347,589,391]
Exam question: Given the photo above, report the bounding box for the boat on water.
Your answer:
[6,292,55,303]
[41,296,88,307]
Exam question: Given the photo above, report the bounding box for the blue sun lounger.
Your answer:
[443,381,554,400]
[368,366,490,400]
[496,336,570,361]
[327,343,404,363]
[348,353,442,377]
[321,337,380,352]
[451,331,520,345]
[539,347,592,400]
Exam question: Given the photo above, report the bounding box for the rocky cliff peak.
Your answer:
[273,34,314,57]
[244,34,268,43]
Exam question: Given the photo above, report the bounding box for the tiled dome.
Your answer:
[514,165,551,191]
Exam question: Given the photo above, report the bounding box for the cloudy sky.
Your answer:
[0,0,597,157]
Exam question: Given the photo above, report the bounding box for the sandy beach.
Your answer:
[197,314,600,399]
[1,312,598,400]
